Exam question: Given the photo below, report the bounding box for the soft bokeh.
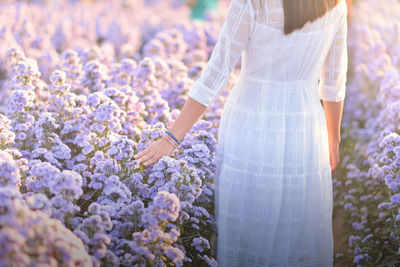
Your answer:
[1,0,400,266]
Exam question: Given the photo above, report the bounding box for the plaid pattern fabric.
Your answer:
[188,0,348,266]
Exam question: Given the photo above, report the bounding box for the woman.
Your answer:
[135,0,348,266]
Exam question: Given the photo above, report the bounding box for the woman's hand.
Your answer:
[134,96,207,167]
[134,137,176,167]
[328,139,340,172]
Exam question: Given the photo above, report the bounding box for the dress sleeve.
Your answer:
[318,0,348,102]
[187,0,252,107]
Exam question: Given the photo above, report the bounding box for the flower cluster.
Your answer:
[334,0,400,265]
[0,115,15,149]
[73,202,117,266]
[0,187,92,266]
[0,0,233,265]
[0,150,21,188]
[121,191,185,266]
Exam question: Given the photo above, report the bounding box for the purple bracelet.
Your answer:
[165,130,181,145]
[163,132,179,149]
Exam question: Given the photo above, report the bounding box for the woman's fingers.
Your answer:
[134,139,171,166]
[329,143,340,172]
[134,150,144,159]
[134,144,152,159]
[138,151,154,164]
[142,154,159,166]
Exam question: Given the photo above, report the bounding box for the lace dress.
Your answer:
[187,0,348,266]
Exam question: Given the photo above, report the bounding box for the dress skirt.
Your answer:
[213,76,334,267]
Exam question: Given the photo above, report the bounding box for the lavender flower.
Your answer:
[0,115,15,149]
[0,188,92,266]
[0,150,21,188]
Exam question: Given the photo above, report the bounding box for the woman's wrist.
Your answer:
[161,136,176,149]
[162,132,180,150]
[165,130,181,145]
[166,128,184,143]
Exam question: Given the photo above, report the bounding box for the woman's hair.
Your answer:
[259,0,341,35]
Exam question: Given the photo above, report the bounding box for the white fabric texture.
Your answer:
[187,0,348,266]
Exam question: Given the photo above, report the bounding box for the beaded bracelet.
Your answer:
[162,132,180,150]
[165,130,181,145]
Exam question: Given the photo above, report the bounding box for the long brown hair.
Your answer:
[259,0,341,35]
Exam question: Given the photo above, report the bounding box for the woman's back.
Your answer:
[188,0,348,107]
[185,1,349,266]
[244,0,347,86]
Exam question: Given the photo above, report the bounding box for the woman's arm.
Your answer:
[134,0,253,166]
[133,98,206,167]
[322,100,343,171]
[346,0,353,20]
[322,100,343,144]
[318,0,348,171]
[168,97,207,141]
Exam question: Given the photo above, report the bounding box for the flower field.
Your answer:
[333,0,400,266]
[0,0,399,266]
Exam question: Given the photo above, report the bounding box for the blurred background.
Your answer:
[2,1,400,267]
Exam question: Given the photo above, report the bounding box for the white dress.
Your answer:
[187,0,348,266]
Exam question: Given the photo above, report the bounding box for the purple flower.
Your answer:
[163,246,184,266]
[362,234,373,243]
[49,170,83,199]
[191,237,210,253]
[0,151,21,188]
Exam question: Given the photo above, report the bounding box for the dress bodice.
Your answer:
[187,0,348,107]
